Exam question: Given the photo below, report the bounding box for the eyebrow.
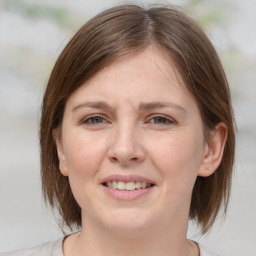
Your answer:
[72,100,187,113]
[138,101,187,113]
[72,101,112,112]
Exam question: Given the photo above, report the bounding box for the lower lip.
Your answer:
[102,185,154,200]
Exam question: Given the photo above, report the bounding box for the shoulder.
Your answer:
[0,237,64,256]
[198,243,221,256]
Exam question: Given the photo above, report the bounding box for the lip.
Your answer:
[102,186,154,200]
[100,174,156,201]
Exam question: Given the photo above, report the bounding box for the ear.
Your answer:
[198,122,228,177]
[52,129,68,176]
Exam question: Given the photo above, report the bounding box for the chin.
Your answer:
[100,208,156,236]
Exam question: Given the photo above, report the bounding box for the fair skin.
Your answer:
[55,47,227,256]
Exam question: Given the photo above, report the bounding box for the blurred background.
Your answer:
[0,0,255,255]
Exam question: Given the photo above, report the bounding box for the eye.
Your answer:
[82,115,108,125]
[147,115,175,125]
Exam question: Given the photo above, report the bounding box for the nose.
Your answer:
[107,123,146,166]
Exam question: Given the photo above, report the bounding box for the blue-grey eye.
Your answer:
[152,117,172,124]
[85,116,104,124]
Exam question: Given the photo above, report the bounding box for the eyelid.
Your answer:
[146,114,176,125]
[79,113,175,126]
[81,114,109,125]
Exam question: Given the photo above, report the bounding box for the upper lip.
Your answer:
[101,174,156,185]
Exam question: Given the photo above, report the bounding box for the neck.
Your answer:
[65,217,198,256]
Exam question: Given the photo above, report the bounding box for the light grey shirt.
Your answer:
[0,238,63,256]
[0,237,220,256]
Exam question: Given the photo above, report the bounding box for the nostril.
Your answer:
[109,156,119,163]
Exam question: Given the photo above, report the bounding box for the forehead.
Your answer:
[102,47,184,88]
[65,47,197,113]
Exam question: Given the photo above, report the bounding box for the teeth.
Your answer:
[112,181,118,189]
[135,181,141,189]
[105,181,152,190]
[126,181,135,191]
[117,181,126,190]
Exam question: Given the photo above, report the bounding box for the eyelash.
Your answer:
[82,114,108,125]
[147,114,175,126]
[81,114,175,127]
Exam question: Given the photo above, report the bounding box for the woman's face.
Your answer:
[56,47,211,235]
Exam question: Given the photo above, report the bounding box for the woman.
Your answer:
[2,4,235,256]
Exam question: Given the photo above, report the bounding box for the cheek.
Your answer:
[149,132,204,194]
[63,131,107,176]
[62,133,108,208]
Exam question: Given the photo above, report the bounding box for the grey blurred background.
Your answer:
[0,0,255,255]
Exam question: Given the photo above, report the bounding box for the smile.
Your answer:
[101,175,156,200]
[103,181,154,191]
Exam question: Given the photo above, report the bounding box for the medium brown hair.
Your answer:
[40,4,235,234]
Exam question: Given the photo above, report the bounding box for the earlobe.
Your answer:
[198,122,228,177]
[52,129,69,177]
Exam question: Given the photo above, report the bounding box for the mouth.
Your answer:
[102,181,155,191]
[100,175,156,200]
